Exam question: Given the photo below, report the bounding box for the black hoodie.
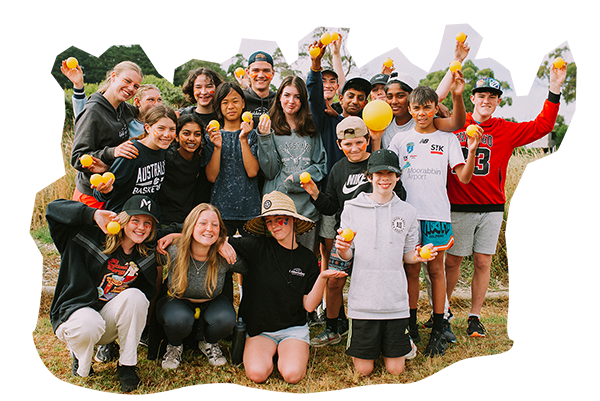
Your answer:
[70,92,138,196]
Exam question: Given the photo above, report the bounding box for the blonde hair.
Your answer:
[97,61,143,94]
[103,211,156,256]
[168,204,228,299]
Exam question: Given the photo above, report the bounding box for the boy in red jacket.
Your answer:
[444,63,567,337]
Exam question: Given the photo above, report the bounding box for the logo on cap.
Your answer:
[141,199,152,211]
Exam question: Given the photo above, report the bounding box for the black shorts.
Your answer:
[345,318,412,360]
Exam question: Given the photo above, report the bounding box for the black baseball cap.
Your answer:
[341,76,371,96]
[122,195,159,222]
[367,149,402,175]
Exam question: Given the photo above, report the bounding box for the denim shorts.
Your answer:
[256,323,310,345]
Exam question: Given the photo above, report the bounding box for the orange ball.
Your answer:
[242,111,253,123]
[90,174,103,187]
[449,60,462,72]
[260,114,270,122]
[455,32,467,42]
[309,46,321,58]
[340,228,354,242]
[207,120,220,131]
[235,67,245,78]
[102,172,115,184]
[553,57,565,69]
[66,57,78,69]
[466,124,478,137]
[79,154,93,167]
[331,32,340,41]
[107,221,121,235]
[320,32,332,46]
[420,246,431,259]
[383,57,393,68]
[299,172,311,184]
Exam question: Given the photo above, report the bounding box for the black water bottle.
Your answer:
[231,317,246,366]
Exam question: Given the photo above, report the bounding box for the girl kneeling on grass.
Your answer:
[46,195,177,393]
[227,191,347,384]
[156,203,245,369]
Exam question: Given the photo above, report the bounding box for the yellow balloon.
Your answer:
[320,32,332,45]
[466,124,478,137]
[449,60,462,72]
[90,174,103,187]
[242,111,253,123]
[553,57,565,69]
[340,228,354,241]
[299,172,311,184]
[102,172,115,184]
[362,100,393,132]
[66,57,78,69]
[107,221,121,235]
[79,154,93,167]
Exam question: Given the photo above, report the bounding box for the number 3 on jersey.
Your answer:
[461,146,490,176]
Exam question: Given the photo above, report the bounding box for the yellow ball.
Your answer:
[383,57,393,68]
[66,57,78,69]
[242,111,253,123]
[235,67,245,78]
[449,60,462,72]
[466,124,478,137]
[260,114,270,122]
[320,32,332,46]
[362,100,393,132]
[456,32,466,42]
[207,120,220,131]
[553,57,565,69]
[107,221,121,235]
[340,228,354,241]
[420,246,431,259]
[90,174,103,187]
[331,32,340,41]
[299,172,311,184]
[102,172,115,184]
[79,154,93,167]
[309,46,321,58]
[194,308,201,319]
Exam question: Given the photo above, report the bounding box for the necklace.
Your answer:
[191,257,207,275]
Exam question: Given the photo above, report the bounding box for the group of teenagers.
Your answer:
[48,34,567,392]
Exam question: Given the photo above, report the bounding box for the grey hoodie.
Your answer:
[340,192,419,320]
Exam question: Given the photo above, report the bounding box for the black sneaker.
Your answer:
[117,364,140,393]
[425,329,448,357]
[95,341,119,362]
[467,316,486,337]
[71,353,94,377]
[442,319,456,343]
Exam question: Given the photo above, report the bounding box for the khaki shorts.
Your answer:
[446,211,503,257]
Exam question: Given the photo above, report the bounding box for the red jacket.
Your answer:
[447,92,560,212]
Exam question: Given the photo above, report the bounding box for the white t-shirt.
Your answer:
[388,129,465,222]
[381,118,415,150]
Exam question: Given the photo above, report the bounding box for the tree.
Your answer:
[173,59,231,87]
[419,60,512,114]
[297,26,356,78]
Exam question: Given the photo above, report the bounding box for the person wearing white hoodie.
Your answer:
[335,149,436,376]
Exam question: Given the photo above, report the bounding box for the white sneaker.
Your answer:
[405,337,418,360]
[161,344,183,370]
[198,340,227,366]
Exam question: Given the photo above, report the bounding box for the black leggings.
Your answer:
[156,294,236,345]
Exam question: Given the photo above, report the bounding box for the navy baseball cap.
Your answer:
[248,51,274,67]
